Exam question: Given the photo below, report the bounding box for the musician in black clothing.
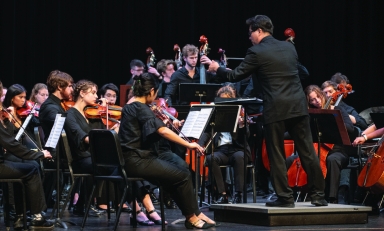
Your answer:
[0,81,54,230]
[164,44,215,106]
[201,14,327,208]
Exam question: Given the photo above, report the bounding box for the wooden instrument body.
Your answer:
[358,143,384,193]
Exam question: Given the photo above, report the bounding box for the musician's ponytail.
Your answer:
[133,73,160,97]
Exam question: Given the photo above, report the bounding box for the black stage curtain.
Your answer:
[0,0,383,112]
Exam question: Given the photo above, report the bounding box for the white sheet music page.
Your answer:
[45,114,66,148]
[180,108,212,139]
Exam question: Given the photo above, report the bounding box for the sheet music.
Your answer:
[45,114,66,148]
[180,108,213,139]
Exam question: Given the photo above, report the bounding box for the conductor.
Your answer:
[200,15,327,207]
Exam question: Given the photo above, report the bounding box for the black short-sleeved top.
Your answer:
[64,107,105,162]
[118,102,165,160]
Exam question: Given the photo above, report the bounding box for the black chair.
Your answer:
[0,179,27,231]
[81,129,165,231]
[59,131,93,218]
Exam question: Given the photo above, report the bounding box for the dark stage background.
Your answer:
[1,1,383,113]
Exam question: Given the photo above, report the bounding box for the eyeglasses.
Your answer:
[132,68,144,72]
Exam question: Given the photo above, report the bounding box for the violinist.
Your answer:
[198,86,250,204]
[39,70,74,144]
[305,85,354,203]
[99,83,119,105]
[0,81,54,229]
[29,83,49,109]
[63,79,117,217]
[119,74,216,229]
[1,86,7,102]
[2,84,41,168]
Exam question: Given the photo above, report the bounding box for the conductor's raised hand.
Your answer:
[207,60,220,73]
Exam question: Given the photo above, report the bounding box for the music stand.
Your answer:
[370,113,384,129]
[215,97,263,203]
[179,83,222,104]
[308,109,351,147]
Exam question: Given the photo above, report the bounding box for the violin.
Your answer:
[61,100,75,111]
[153,98,178,119]
[17,100,38,118]
[146,47,156,68]
[83,103,122,128]
[174,44,182,69]
[199,35,209,84]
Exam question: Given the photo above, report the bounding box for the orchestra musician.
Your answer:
[29,83,49,109]
[119,73,216,229]
[98,83,119,105]
[201,14,327,208]
[164,44,214,106]
[353,124,384,146]
[304,85,354,203]
[0,81,54,229]
[198,85,250,204]
[1,86,6,102]
[156,59,176,98]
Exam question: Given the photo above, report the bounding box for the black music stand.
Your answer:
[179,83,222,104]
[308,109,351,148]
[215,97,263,203]
[370,113,384,129]
[183,104,240,206]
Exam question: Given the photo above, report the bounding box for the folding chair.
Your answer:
[81,129,165,231]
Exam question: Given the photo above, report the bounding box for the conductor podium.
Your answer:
[210,108,371,226]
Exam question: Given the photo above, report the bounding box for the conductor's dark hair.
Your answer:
[3,84,27,108]
[130,59,145,69]
[246,15,274,35]
[132,73,160,97]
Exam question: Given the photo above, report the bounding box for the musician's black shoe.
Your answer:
[13,214,28,229]
[215,194,230,204]
[266,198,295,208]
[232,193,242,204]
[311,198,328,206]
[29,214,54,230]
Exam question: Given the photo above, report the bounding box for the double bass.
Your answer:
[174,44,182,69]
[146,47,156,68]
[199,35,209,84]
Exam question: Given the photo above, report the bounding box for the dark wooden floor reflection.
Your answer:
[2,192,384,231]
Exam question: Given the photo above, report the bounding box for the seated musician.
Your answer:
[156,59,176,98]
[99,83,119,105]
[353,124,384,145]
[2,84,42,169]
[321,80,368,130]
[0,81,54,229]
[286,85,354,203]
[119,73,217,229]
[163,44,215,106]
[198,86,250,204]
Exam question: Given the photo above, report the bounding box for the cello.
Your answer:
[357,135,384,193]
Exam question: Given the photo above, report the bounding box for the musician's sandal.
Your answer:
[147,209,167,225]
[184,219,214,229]
[130,210,154,226]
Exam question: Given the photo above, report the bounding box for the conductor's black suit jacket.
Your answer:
[216,35,308,125]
